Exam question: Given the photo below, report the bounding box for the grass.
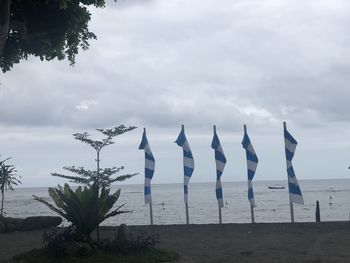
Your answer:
[13,248,179,263]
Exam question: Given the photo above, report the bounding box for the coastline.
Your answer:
[1,221,350,262]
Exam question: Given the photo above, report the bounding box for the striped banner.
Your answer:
[211,126,226,208]
[241,126,258,207]
[284,125,304,205]
[138,128,155,204]
[175,125,194,204]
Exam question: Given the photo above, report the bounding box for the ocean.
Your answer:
[3,179,350,225]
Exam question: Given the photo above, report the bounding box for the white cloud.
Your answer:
[1,0,350,186]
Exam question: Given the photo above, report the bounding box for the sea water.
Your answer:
[3,179,350,225]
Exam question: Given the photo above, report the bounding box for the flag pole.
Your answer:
[149,201,153,225]
[244,124,255,224]
[284,121,295,223]
[185,203,189,225]
[214,125,222,224]
[182,124,190,225]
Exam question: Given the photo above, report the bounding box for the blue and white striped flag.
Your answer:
[241,127,258,207]
[139,128,155,204]
[175,125,194,204]
[284,125,304,205]
[211,127,226,208]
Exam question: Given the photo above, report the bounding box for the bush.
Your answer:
[42,227,78,257]
[34,183,127,239]
[103,230,160,254]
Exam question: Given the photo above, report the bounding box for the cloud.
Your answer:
[1,0,350,186]
[2,0,350,131]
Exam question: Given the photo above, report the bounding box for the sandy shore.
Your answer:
[1,222,350,262]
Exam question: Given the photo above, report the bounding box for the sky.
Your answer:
[1,0,350,187]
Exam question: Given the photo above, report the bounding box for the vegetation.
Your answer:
[0,216,62,233]
[13,248,179,263]
[0,0,116,72]
[11,226,178,263]
[34,125,137,242]
[0,156,21,216]
[34,183,127,239]
[52,125,137,188]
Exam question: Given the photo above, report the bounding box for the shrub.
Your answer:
[42,227,78,257]
[104,230,160,254]
[34,183,127,239]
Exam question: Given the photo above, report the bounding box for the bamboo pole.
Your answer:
[284,121,295,223]
[213,125,223,224]
[244,124,256,224]
[185,203,189,224]
[149,202,154,225]
[181,124,190,225]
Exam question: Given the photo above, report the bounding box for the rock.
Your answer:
[0,217,23,232]
[6,223,16,232]
[116,224,131,243]
[0,221,5,233]
[20,216,62,231]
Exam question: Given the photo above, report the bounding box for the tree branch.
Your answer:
[0,0,11,56]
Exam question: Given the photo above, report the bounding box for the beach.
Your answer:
[1,221,350,262]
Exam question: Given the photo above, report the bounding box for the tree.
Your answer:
[35,124,137,241]
[52,125,138,187]
[0,157,21,216]
[0,0,113,72]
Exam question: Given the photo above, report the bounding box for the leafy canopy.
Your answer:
[52,125,137,187]
[0,156,21,216]
[1,0,115,72]
[34,183,127,238]
[52,166,136,188]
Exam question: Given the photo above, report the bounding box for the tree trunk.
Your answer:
[0,0,11,57]
[96,150,100,242]
[1,189,4,217]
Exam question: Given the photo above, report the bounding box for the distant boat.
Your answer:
[267,184,285,190]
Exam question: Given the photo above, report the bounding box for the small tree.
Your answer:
[52,125,138,187]
[36,125,137,241]
[0,157,21,216]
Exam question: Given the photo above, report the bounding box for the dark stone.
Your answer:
[316,200,321,222]
[20,216,62,231]
[0,221,5,233]
[116,224,131,243]
[6,223,16,232]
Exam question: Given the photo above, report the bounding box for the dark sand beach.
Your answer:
[1,222,350,263]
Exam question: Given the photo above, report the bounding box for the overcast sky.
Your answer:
[1,0,350,187]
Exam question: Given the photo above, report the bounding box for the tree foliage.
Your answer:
[53,125,137,187]
[0,0,114,72]
[34,125,137,240]
[34,183,127,238]
[52,166,136,188]
[0,156,21,216]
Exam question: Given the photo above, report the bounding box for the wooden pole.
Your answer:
[284,121,295,223]
[181,124,189,225]
[315,200,320,222]
[185,203,189,224]
[149,202,154,225]
[213,125,222,224]
[290,201,294,223]
[250,204,255,224]
[244,124,255,224]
